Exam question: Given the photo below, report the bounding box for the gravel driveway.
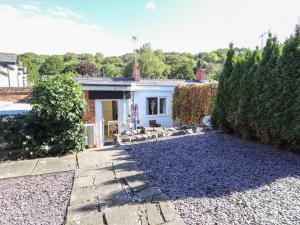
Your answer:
[126,131,300,225]
[0,171,74,225]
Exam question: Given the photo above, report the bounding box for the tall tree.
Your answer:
[18,56,40,86]
[253,33,281,142]
[270,26,300,147]
[76,60,98,76]
[212,43,235,131]
[165,53,195,79]
[138,44,170,78]
[101,56,125,77]
[39,56,64,76]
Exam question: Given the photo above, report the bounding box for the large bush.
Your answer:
[212,27,300,152]
[6,74,87,157]
[173,83,217,125]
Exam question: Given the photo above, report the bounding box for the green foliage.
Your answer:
[212,28,300,152]
[18,56,39,86]
[211,43,235,131]
[0,115,26,149]
[39,55,64,75]
[6,74,87,157]
[62,61,80,74]
[18,45,232,81]
[196,49,228,80]
[165,53,196,79]
[64,53,80,62]
[138,44,170,78]
[101,56,125,77]
[20,53,46,69]
[173,83,218,125]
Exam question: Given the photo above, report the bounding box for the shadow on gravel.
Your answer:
[72,132,300,225]
[119,131,300,200]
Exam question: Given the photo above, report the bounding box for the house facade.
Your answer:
[79,67,208,147]
[0,53,28,88]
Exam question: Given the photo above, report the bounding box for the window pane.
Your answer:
[147,98,158,115]
[159,98,166,114]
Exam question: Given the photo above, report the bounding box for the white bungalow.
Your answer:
[79,63,207,148]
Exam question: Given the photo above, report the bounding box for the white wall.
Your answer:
[82,84,176,129]
[133,87,174,128]
[0,74,9,87]
[0,64,27,87]
[0,65,27,87]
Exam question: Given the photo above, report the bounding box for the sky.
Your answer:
[0,0,299,56]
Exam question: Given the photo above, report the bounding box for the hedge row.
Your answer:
[212,27,300,152]
[173,83,217,125]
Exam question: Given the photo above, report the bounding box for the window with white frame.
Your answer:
[147,97,166,115]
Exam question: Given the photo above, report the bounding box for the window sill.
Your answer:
[145,114,169,118]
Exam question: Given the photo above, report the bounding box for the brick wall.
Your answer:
[0,87,31,102]
[82,91,95,124]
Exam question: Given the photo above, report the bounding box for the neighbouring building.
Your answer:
[0,87,32,115]
[0,53,28,87]
[79,65,209,148]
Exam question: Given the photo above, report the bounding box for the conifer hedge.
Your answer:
[212,26,300,152]
[173,83,217,125]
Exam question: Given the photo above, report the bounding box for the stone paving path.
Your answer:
[0,146,185,225]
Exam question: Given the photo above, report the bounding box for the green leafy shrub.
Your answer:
[4,74,87,157]
[173,83,218,125]
[0,115,26,149]
[212,27,300,152]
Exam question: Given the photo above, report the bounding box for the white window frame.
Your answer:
[146,97,167,116]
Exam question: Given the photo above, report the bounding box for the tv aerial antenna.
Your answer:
[259,32,267,48]
[132,35,138,62]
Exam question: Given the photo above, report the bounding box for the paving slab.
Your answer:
[70,180,128,207]
[136,186,163,202]
[0,159,38,179]
[74,163,111,178]
[65,147,186,225]
[72,174,95,189]
[159,201,184,224]
[77,150,111,170]
[125,173,152,193]
[98,189,131,210]
[70,186,102,205]
[94,173,121,193]
[104,204,140,225]
[31,154,76,175]
[145,203,165,225]
[66,200,103,225]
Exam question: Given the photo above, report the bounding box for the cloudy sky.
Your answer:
[0,0,299,56]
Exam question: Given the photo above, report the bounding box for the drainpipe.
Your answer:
[17,72,20,87]
[7,67,11,87]
[123,91,126,131]
[132,90,136,130]
[23,76,26,87]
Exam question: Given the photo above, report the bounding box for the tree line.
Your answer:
[212,26,300,152]
[18,44,232,86]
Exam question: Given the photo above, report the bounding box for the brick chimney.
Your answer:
[132,59,141,81]
[196,68,206,81]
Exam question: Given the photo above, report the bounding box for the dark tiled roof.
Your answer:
[0,52,17,63]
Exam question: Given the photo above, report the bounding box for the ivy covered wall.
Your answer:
[172,83,218,125]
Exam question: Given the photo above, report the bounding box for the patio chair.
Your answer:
[149,120,161,128]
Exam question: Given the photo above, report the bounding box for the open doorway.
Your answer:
[102,100,118,144]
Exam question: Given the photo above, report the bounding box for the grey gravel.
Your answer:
[126,131,300,225]
[0,171,74,225]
